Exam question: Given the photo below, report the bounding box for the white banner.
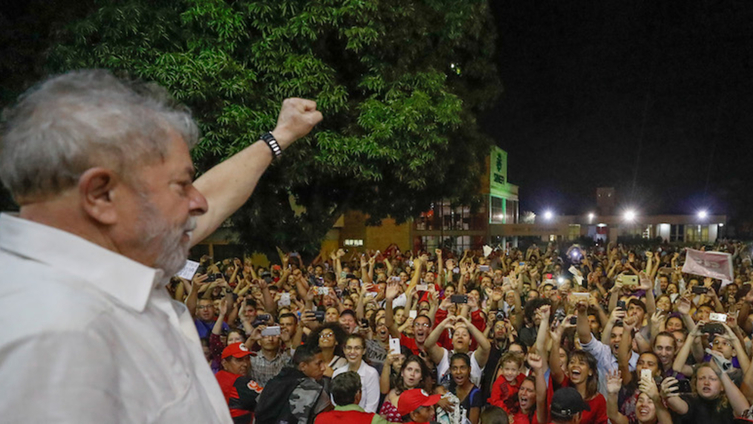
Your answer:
[176,260,200,280]
[681,249,733,281]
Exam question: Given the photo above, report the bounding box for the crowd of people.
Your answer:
[176,240,753,424]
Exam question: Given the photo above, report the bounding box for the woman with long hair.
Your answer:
[379,354,431,422]
[606,370,672,424]
[662,362,749,424]
[550,349,607,424]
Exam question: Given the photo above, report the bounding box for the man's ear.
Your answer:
[78,167,121,225]
[354,389,362,405]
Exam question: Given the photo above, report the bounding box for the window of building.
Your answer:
[642,224,652,239]
[670,225,684,242]
[344,239,363,247]
[568,224,581,241]
[490,196,504,224]
[416,200,484,231]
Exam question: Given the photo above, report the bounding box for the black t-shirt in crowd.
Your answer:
[674,394,734,424]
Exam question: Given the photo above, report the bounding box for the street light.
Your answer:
[698,210,708,219]
[588,213,595,221]
[624,210,636,221]
[544,210,554,220]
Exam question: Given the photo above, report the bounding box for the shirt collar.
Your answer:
[0,213,162,312]
[334,404,365,412]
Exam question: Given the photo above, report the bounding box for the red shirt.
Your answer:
[315,409,375,424]
[556,376,608,424]
[488,372,527,408]
[215,370,263,421]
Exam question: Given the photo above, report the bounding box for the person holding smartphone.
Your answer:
[605,370,671,424]
[661,362,749,424]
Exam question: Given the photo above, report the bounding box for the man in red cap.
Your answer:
[397,388,442,424]
[215,343,264,424]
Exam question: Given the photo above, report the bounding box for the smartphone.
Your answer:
[641,369,652,381]
[545,273,553,280]
[261,326,281,337]
[257,314,271,322]
[616,300,626,310]
[314,310,325,322]
[451,295,468,304]
[207,273,217,282]
[409,310,418,319]
[519,262,525,266]
[496,311,507,321]
[416,284,428,292]
[317,287,330,296]
[278,293,291,306]
[692,286,709,294]
[391,276,401,283]
[479,265,490,272]
[360,318,370,328]
[289,252,299,258]
[709,312,727,323]
[569,316,577,325]
[677,379,691,393]
[622,275,639,286]
[389,337,401,355]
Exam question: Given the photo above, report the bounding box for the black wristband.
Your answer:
[260,132,282,159]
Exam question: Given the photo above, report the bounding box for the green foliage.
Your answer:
[48,0,501,255]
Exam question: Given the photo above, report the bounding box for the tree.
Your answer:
[46,0,501,255]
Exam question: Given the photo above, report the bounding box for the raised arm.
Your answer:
[606,370,629,424]
[458,315,491,368]
[435,249,444,287]
[425,317,454,365]
[672,324,698,377]
[190,99,321,244]
[385,281,402,338]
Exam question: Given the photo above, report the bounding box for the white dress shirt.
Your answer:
[331,360,380,412]
[0,214,232,423]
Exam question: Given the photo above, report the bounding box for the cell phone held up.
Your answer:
[450,295,468,304]
[692,286,709,295]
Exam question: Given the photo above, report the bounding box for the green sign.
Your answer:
[490,147,508,192]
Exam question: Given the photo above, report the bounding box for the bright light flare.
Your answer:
[624,210,636,221]
[698,210,708,219]
[544,211,554,220]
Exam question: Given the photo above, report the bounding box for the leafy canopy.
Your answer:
[49,0,501,254]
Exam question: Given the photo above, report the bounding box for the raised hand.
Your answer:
[527,352,543,370]
[272,98,323,148]
[676,297,691,315]
[385,281,400,300]
[660,377,680,399]
[606,370,622,395]
[219,299,228,317]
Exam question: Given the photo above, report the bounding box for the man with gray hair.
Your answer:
[0,69,322,422]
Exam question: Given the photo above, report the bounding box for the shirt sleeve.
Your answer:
[0,329,120,423]
[363,367,381,413]
[209,333,224,363]
[580,333,617,371]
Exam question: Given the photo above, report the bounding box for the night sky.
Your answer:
[483,1,753,226]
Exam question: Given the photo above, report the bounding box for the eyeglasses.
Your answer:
[197,305,213,310]
[320,333,334,339]
[414,323,431,328]
[344,345,364,352]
